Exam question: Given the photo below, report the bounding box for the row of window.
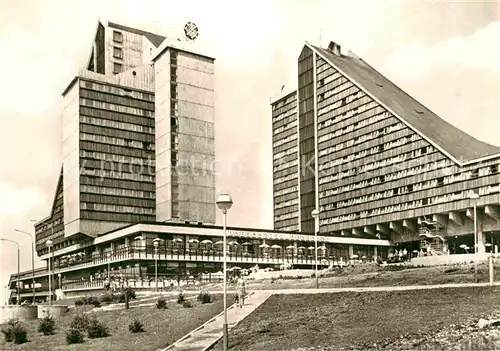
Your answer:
[80,150,152,165]
[274,159,298,173]
[272,94,296,111]
[320,159,453,197]
[318,99,379,127]
[274,185,298,197]
[35,229,63,246]
[276,224,299,232]
[81,185,155,199]
[319,145,436,184]
[274,146,297,161]
[272,106,296,124]
[275,212,299,222]
[316,70,343,89]
[273,133,296,148]
[321,184,500,225]
[80,133,155,150]
[274,198,299,210]
[274,172,297,185]
[81,202,155,215]
[80,81,153,102]
[319,109,387,143]
[273,119,297,136]
[317,79,359,109]
[80,116,154,135]
[36,217,62,235]
[80,98,154,118]
[319,123,411,159]
[83,169,154,182]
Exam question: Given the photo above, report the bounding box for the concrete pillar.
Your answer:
[373,246,378,260]
[477,212,485,254]
[110,242,115,253]
[348,245,354,258]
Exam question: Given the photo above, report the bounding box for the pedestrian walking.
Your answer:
[236,275,247,308]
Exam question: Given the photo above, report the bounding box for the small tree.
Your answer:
[38,315,56,335]
[86,316,109,339]
[66,328,85,344]
[177,292,186,304]
[128,319,145,333]
[156,297,167,309]
[1,318,28,344]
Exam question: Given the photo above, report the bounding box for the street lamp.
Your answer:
[470,192,480,283]
[153,238,162,292]
[216,193,233,351]
[311,209,320,289]
[14,229,36,303]
[46,239,53,305]
[0,238,20,305]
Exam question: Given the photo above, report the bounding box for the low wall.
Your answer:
[409,253,490,267]
[38,305,69,319]
[0,305,38,324]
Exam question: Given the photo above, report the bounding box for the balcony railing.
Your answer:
[51,244,374,273]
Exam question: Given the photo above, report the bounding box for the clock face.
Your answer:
[184,22,199,40]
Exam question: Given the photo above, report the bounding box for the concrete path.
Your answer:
[162,291,272,351]
[263,281,500,294]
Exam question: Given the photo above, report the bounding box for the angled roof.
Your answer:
[309,43,500,164]
[108,21,166,47]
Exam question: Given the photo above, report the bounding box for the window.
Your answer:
[420,147,427,155]
[142,141,151,150]
[491,165,498,174]
[471,169,479,178]
[113,46,123,59]
[422,198,429,206]
[113,30,123,43]
[113,63,122,74]
[407,184,413,192]
[171,152,178,166]
[437,177,444,186]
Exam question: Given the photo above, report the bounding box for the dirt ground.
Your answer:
[213,287,500,350]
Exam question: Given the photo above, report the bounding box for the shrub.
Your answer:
[99,293,114,304]
[177,292,186,304]
[1,319,28,344]
[156,297,167,309]
[66,328,85,344]
[197,292,212,304]
[128,319,145,333]
[182,300,193,308]
[69,314,90,331]
[38,315,56,335]
[74,298,85,306]
[86,317,109,339]
[88,296,101,308]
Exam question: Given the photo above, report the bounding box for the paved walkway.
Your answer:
[162,291,272,351]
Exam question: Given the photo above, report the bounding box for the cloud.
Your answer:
[383,21,500,82]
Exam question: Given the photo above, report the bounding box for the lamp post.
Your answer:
[216,193,233,351]
[46,239,53,305]
[14,229,36,303]
[311,209,320,289]
[0,238,20,305]
[470,192,480,283]
[153,238,161,292]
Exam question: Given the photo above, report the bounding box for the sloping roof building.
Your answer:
[272,41,500,253]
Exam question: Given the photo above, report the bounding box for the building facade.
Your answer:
[272,41,500,255]
[9,27,390,303]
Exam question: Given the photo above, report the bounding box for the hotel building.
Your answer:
[8,30,388,302]
[272,41,500,256]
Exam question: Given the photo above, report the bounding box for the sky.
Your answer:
[0,0,499,302]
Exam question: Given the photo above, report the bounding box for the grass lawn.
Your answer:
[1,293,230,351]
[243,262,500,291]
[213,287,500,350]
